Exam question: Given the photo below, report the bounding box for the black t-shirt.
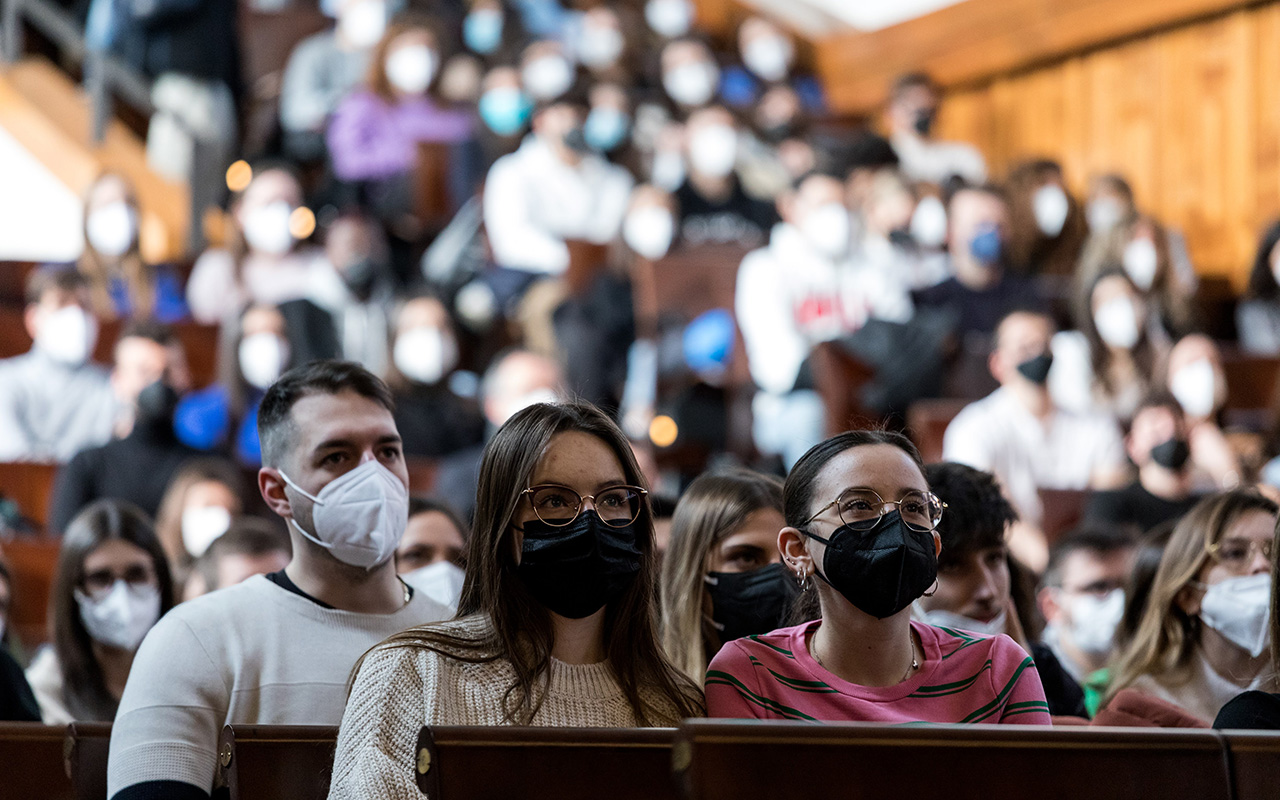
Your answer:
[1085,481,1202,536]
[0,647,39,722]
[1214,690,1280,730]
[1029,640,1087,718]
[265,569,412,609]
[675,178,778,249]
[393,385,485,459]
[912,272,1048,338]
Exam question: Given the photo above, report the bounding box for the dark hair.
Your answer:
[195,516,291,593]
[50,500,174,721]
[924,463,1017,571]
[1126,391,1186,435]
[1116,521,1173,650]
[1041,524,1138,589]
[890,71,937,100]
[116,319,177,348]
[410,496,469,543]
[257,360,396,468]
[1246,220,1280,301]
[947,181,1011,215]
[25,266,89,306]
[363,402,703,724]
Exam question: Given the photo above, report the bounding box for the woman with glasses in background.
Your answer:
[705,430,1050,724]
[329,401,703,798]
[1104,489,1277,724]
[25,499,174,723]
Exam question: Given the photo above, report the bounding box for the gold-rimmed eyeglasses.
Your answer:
[521,484,648,527]
[804,488,945,532]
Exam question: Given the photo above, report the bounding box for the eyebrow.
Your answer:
[312,434,403,453]
[841,485,926,496]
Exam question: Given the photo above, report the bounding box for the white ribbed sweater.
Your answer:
[327,615,682,800]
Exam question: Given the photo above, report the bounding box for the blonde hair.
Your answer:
[659,469,783,683]
[1104,490,1277,707]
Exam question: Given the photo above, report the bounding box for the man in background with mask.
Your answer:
[49,322,197,534]
[886,72,986,186]
[107,360,450,800]
[943,310,1128,571]
[1086,394,1205,533]
[918,462,1087,717]
[0,268,117,462]
[1037,527,1137,687]
[675,105,778,249]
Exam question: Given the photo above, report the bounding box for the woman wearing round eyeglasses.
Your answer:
[329,401,703,798]
[1103,489,1277,724]
[25,499,174,723]
[705,430,1050,723]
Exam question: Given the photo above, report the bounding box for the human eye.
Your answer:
[381,444,402,461]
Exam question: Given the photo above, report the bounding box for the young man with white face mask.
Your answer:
[106,361,451,800]
[0,269,117,462]
[1037,526,1137,686]
[675,105,778,249]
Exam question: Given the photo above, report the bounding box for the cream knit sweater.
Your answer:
[328,614,681,800]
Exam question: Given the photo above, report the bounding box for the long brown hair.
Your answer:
[77,173,154,320]
[659,469,784,683]
[362,401,703,724]
[1104,490,1278,707]
[153,458,243,571]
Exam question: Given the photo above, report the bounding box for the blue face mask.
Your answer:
[464,10,504,54]
[969,224,1003,266]
[479,87,533,137]
[583,107,629,153]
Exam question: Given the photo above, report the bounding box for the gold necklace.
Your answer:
[812,630,920,683]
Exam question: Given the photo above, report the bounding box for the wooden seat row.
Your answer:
[3,720,1278,800]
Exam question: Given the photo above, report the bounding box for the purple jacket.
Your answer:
[327,89,473,181]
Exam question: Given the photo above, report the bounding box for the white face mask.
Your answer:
[922,607,1008,637]
[182,505,232,558]
[238,332,290,391]
[800,203,852,259]
[402,560,465,612]
[742,36,792,82]
[1032,184,1070,238]
[663,61,718,107]
[650,148,686,192]
[577,26,624,69]
[281,460,409,570]
[1170,358,1218,418]
[1094,296,1140,350]
[37,304,99,366]
[1087,197,1124,233]
[1065,588,1125,656]
[623,206,676,260]
[522,54,574,101]
[242,201,296,256]
[86,202,138,257]
[1123,237,1159,291]
[688,124,738,178]
[910,195,948,249]
[75,580,161,651]
[646,0,692,38]
[339,0,386,49]
[1199,574,1272,658]
[394,326,458,385]
[385,45,437,95]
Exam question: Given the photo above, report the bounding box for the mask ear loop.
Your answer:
[921,578,939,598]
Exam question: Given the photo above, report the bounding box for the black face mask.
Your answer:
[1150,437,1191,471]
[340,258,381,301]
[516,511,643,619]
[801,510,937,620]
[913,108,937,137]
[887,228,916,250]
[563,126,592,154]
[136,380,180,427]
[1016,352,1054,385]
[705,563,800,644]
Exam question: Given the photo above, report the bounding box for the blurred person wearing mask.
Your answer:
[644,0,694,41]
[50,322,198,535]
[1237,219,1280,355]
[308,213,398,374]
[1037,526,1137,688]
[1165,334,1242,491]
[387,294,485,458]
[519,38,577,104]
[26,500,174,724]
[583,82,634,161]
[885,73,986,186]
[0,268,118,462]
[152,459,244,588]
[849,169,949,291]
[174,304,294,466]
[396,497,468,613]
[475,64,536,167]
[573,6,632,83]
[675,105,778,249]
[106,361,451,800]
[1086,394,1206,534]
[461,0,527,63]
[432,349,565,522]
[943,310,1128,570]
[76,173,189,322]
[186,166,328,324]
[1102,490,1276,724]
[918,463,1087,717]
[1048,269,1166,420]
[913,183,1047,341]
[1004,159,1086,277]
[280,0,389,161]
[659,38,720,112]
[736,85,815,201]
[185,516,292,602]
[719,16,825,116]
[483,88,634,279]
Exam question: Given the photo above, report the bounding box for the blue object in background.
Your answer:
[683,308,735,376]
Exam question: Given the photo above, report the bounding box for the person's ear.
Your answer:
[1037,586,1063,624]
[23,304,41,342]
[259,467,293,519]
[1175,582,1203,617]
[987,350,1003,384]
[931,530,942,558]
[779,526,812,577]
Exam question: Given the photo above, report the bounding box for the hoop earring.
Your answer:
[794,564,809,592]
[921,578,938,598]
